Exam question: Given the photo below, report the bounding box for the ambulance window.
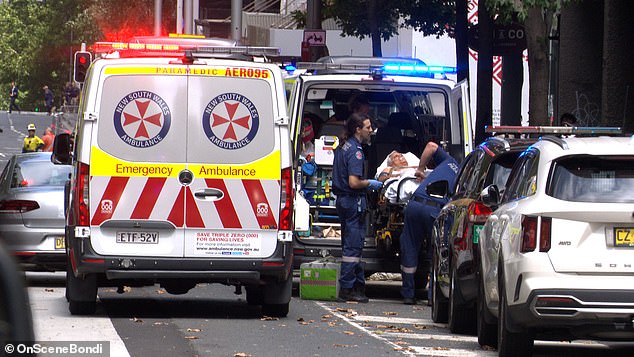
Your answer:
[186,75,276,164]
[96,74,188,163]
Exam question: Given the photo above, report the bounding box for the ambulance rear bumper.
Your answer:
[70,237,292,283]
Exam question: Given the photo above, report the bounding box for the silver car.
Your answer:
[0,152,71,271]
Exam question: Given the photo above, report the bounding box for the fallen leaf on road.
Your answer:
[433,347,449,350]
[123,286,132,293]
[321,314,333,319]
[297,317,305,322]
[184,336,198,340]
[44,288,54,292]
[383,311,398,316]
[155,289,166,295]
[233,353,251,357]
[394,341,408,345]
[343,331,354,335]
[335,308,353,313]
[327,322,338,327]
[260,316,279,321]
[375,324,395,329]
[332,344,352,348]
[186,328,201,332]
[131,317,143,323]
[152,322,168,326]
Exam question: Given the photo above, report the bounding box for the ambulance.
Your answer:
[52,37,294,317]
[289,56,473,279]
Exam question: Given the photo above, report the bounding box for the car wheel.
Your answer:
[497,273,533,356]
[477,276,497,348]
[262,303,290,317]
[448,266,475,334]
[431,259,448,323]
[66,259,97,315]
[246,285,263,305]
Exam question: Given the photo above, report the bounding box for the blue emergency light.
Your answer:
[382,64,457,77]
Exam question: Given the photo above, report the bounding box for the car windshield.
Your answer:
[11,160,71,188]
[548,155,634,203]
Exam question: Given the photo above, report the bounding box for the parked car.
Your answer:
[0,152,71,271]
[431,134,536,333]
[478,130,634,356]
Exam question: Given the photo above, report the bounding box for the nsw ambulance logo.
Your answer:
[202,93,259,150]
[114,91,171,148]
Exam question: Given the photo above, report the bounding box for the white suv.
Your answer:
[477,130,634,356]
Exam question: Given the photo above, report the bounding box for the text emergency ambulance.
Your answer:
[52,37,294,317]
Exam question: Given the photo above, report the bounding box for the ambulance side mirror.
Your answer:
[51,133,72,165]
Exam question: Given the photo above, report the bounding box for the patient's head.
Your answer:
[387,151,408,167]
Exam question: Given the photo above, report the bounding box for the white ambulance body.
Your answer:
[54,40,293,317]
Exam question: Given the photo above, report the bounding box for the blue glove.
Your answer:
[367,179,383,191]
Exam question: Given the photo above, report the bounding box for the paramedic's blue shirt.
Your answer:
[332,136,365,195]
[411,146,459,204]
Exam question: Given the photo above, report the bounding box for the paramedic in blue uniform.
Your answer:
[400,141,459,305]
[332,112,383,303]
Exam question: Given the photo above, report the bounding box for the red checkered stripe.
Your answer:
[89,176,280,229]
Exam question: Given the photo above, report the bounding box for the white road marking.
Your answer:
[315,301,418,356]
[29,287,130,357]
[353,314,448,328]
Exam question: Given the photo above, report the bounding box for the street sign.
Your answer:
[468,23,527,56]
[303,30,326,46]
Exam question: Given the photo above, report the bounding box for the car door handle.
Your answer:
[194,188,224,200]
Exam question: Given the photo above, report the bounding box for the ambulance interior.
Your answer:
[295,87,452,242]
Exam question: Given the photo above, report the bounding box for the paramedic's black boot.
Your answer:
[352,285,369,303]
[337,288,354,302]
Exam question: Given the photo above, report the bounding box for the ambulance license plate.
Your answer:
[116,231,159,244]
[614,227,634,247]
[55,236,65,249]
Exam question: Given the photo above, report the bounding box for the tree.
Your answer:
[328,0,454,57]
[484,0,573,125]
[0,0,101,110]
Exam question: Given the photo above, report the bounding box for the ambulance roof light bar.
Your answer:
[188,46,280,57]
[486,125,623,136]
[92,40,279,58]
[295,62,456,79]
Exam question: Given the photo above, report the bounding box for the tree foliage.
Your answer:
[0,0,175,111]
[327,0,455,56]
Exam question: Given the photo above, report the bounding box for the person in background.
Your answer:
[332,112,383,303]
[43,85,56,115]
[399,141,459,305]
[23,124,45,153]
[560,112,577,127]
[9,81,20,113]
[41,127,55,152]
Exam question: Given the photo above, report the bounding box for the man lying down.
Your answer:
[375,150,431,203]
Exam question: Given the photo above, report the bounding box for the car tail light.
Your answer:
[0,200,40,213]
[540,216,552,252]
[520,215,538,252]
[73,162,90,226]
[468,201,492,224]
[456,201,493,250]
[279,167,293,230]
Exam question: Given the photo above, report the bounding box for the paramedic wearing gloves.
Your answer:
[332,112,382,303]
[399,141,459,305]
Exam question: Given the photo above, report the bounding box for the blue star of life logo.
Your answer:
[202,93,259,150]
[114,91,171,148]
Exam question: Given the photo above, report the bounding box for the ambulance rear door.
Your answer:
[89,62,188,257]
[184,62,282,258]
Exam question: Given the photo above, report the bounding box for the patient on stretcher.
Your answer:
[375,151,430,203]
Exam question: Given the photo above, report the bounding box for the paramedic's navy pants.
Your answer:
[336,195,366,289]
[400,199,438,299]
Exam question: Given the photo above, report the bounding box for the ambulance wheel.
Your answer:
[262,303,289,318]
[66,260,97,315]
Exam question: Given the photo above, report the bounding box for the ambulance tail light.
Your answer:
[456,201,492,250]
[73,162,90,226]
[279,167,293,230]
